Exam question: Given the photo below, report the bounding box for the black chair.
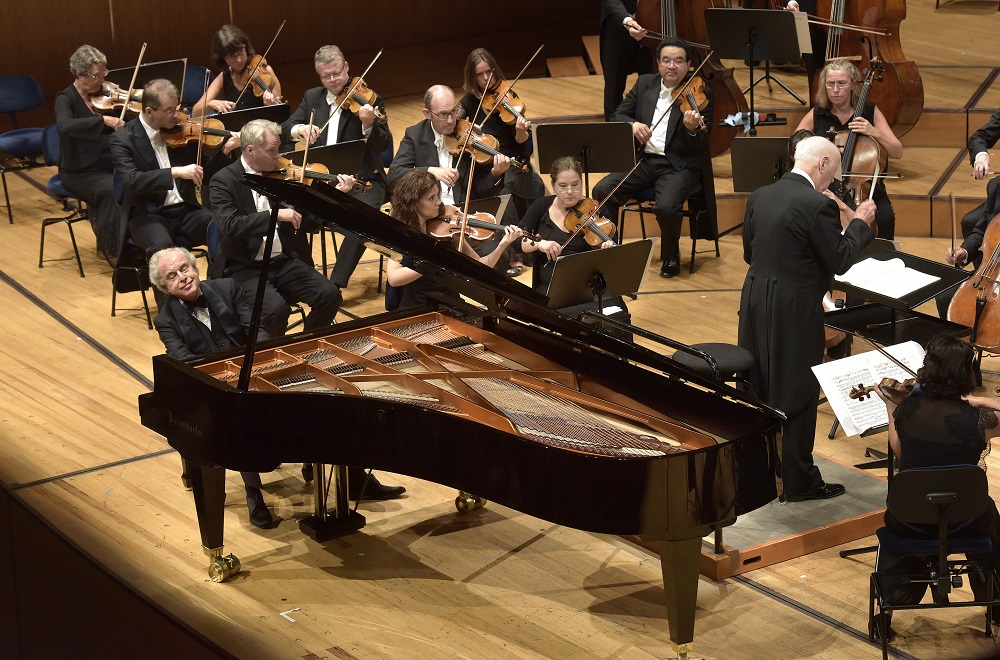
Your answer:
[0,75,46,223]
[669,342,760,398]
[38,124,87,277]
[181,64,210,112]
[870,465,1000,659]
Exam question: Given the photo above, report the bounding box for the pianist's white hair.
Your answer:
[149,247,197,292]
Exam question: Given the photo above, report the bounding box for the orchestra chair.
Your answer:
[180,65,210,112]
[616,158,721,274]
[38,124,87,277]
[870,465,1000,659]
[0,75,46,223]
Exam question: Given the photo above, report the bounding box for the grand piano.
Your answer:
[139,176,783,658]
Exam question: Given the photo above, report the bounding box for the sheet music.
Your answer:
[791,11,812,54]
[811,341,925,437]
[834,257,941,299]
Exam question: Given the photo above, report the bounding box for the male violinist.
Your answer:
[109,78,212,264]
[208,119,344,338]
[281,45,393,290]
[592,37,709,278]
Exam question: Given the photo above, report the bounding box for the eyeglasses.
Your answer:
[825,81,855,89]
[81,71,108,80]
[318,69,346,81]
[152,105,180,116]
[428,107,459,120]
[659,57,687,67]
[555,183,582,192]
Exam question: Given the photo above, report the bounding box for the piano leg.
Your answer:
[186,461,241,582]
[299,464,366,542]
[658,536,701,659]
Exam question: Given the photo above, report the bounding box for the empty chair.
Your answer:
[39,124,88,277]
[0,75,46,223]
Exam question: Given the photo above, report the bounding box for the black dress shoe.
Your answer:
[246,488,274,528]
[301,464,313,484]
[786,482,846,502]
[350,473,406,501]
[660,260,680,278]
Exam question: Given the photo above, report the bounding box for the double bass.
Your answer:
[815,0,923,137]
[947,213,1000,350]
[634,0,749,157]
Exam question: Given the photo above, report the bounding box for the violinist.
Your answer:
[281,45,393,289]
[795,60,903,239]
[593,37,709,279]
[109,79,212,264]
[54,44,123,261]
[191,25,282,116]
[386,170,522,309]
[873,334,1000,621]
[599,0,653,122]
[207,119,343,338]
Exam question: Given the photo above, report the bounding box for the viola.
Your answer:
[335,77,386,122]
[425,204,501,245]
[479,79,527,126]
[948,212,1000,350]
[815,0,923,137]
[160,111,233,149]
[677,76,708,133]
[265,157,372,190]
[849,377,915,406]
[236,54,283,102]
[564,198,617,249]
[634,0,749,157]
[444,119,530,171]
[91,82,142,116]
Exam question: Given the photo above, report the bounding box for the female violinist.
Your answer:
[795,60,903,239]
[873,334,1000,622]
[386,170,522,309]
[459,48,546,276]
[54,45,123,261]
[191,25,282,116]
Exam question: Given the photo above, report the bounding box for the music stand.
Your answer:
[107,59,186,95]
[546,239,654,311]
[730,137,792,193]
[458,194,511,223]
[535,122,635,196]
[283,140,366,177]
[705,9,806,134]
[216,103,291,131]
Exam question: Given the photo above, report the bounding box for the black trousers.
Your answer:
[328,183,386,288]
[60,168,118,260]
[128,202,211,261]
[600,21,653,121]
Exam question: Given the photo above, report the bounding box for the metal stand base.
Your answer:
[742,61,806,105]
[299,510,366,542]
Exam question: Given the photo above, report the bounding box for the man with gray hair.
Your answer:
[209,118,345,338]
[738,135,876,503]
[281,45,393,290]
[109,78,212,262]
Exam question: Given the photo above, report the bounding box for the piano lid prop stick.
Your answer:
[238,203,283,392]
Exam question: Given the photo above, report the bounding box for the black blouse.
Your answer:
[894,388,996,471]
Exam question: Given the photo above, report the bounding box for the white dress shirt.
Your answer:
[241,156,283,259]
[432,127,456,205]
[644,81,677,157]
[139,113,184,206]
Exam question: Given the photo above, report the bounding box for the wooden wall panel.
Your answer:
[109,0,230,69]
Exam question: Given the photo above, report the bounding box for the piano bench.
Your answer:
[671,342,760,398]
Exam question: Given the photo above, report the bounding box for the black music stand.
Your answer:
[107,59,186,95]
[535,122,635,197]
[216,103,291,131]
[706,9,804,135]
[283,140,366,177]
[546,239,653,311]
[730,137,792,193]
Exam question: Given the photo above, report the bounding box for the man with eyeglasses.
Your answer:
[110,78,212,269]
[593,37,709,278]
[281,45,393,290]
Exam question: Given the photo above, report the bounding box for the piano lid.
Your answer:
[241,175,782,417]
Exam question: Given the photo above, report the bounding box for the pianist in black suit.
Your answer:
[109,79,212,261]
[281,45,393,290]
[208,118,343,338]
[149,246,275,528]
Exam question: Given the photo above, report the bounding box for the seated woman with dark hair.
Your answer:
[875,335,1000,632]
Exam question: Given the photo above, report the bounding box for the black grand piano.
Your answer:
[139,176,782,658]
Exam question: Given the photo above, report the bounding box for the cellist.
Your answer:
[795,60,903,239]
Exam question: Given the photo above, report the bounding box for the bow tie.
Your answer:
[184,295,208,312]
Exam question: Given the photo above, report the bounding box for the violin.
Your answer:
[564,198,617,249]
[425,205,501,245]
[444,119,530,172]
[335,77,386,122]
[677,76,708,133]
[948,212,1000,350]
[160,111,234,149]
[91,82,142,116]
[849,377,916,406]
[265,157,372,190]
[479,79,527,126]
[236,54,282,102]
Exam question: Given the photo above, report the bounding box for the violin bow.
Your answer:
[318,49,384,135]
[475,44,543,128]
[233,20,286,109]
[301,109,316,185]
[120,42,147,123]
[951,191,958,259]
[453,71,495,254]
[195,69,210,194]
[849,331,920,379]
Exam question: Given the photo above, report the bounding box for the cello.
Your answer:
[815,0,923,137]
[947,212,1000,351]
[634,0,748,157]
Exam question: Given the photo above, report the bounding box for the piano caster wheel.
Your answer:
[455,491,487,514]
[208,554,241,583]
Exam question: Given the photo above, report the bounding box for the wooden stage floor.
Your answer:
[4,1,1000,658]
